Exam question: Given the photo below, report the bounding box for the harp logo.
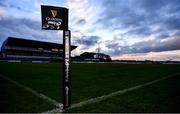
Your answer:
[51,10,57,17]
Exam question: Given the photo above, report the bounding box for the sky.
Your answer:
[0,0,180,61]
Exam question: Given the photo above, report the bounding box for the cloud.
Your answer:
[112,50,180,61]
[0,17,62,46]
[136,0,167,12]
[73,35,100,46]
[9,4,31,13]
[97,0,180,37]
[174,31,180,37]
[86,0,180,59]
[132,36,180,53]
[105,34,180,56]
[0,7,5,17]
[163,15,180,30]
[66,0,102,33]
[0,0,32,13]
[34,0,44,9]
[0,0,6,17]
[96,0,144,30]
[125,26,152,37]
[76,19,86,25]
[137,0,180,13]
[0,0,7,7]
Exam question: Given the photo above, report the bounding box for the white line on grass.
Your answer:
[46,73,180,113]
[0,74,63,110]
[42,108,64,113]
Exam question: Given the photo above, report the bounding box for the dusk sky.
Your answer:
[0,0,180,61]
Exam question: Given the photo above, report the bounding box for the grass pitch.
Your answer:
[0,62,179,113]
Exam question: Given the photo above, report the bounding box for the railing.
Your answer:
[6,52,62,57]
[6,55,63,59]
[4,46,62,53]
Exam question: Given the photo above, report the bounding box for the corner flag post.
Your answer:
[62,7,71,109]
[63,30,71,109]
[41,5,71,109]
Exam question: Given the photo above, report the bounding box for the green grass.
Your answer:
[0,63,62,101]
[0,62,180,112]
[0,77,55,113]
[67,73,180,113]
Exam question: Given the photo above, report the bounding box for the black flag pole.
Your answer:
[62,8,71,109]
[63,30,71,109]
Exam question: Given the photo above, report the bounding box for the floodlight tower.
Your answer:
[97,41,102,59]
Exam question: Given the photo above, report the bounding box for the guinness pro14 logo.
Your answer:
[41,5,68,30]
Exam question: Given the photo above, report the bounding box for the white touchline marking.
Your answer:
[42,108,64,113]
[0,74,63,109]
[45,72,180,113]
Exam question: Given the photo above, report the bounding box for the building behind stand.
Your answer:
[73,52,112,62]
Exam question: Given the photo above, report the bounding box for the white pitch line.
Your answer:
[42,108,64,113]
[0,74,63,109]
[47,72,180,113]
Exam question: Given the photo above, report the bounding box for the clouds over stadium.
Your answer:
[0,17,61,44]
[0,0,180,60]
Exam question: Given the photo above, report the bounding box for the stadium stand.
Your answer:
[0,37,77,61]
